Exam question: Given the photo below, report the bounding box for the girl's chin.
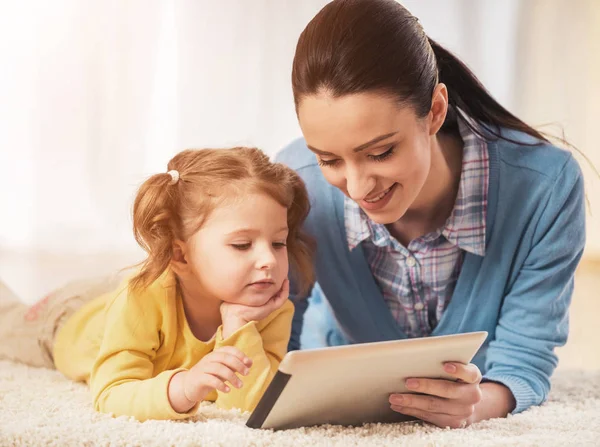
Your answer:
[231,292,273,307]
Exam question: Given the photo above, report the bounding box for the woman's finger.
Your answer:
[443,362,482,384]
[389,393,473,417]
[390,405,469,429]
[404,377,463,399]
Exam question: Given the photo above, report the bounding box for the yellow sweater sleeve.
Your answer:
[90,287,199,421]
[213,299,294,412]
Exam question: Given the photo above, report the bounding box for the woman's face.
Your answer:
[297,91,443,225]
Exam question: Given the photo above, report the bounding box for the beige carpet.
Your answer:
[0,361,598,447]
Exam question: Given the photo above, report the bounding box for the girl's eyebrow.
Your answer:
[225,227,289,237]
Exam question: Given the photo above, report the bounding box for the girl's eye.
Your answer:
[273,242,287,249]
[317,157,340,167]
[369,145,395,162]
[231,243,251,250]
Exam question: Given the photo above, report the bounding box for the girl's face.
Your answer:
[297,91,443,225]
[184,192,289,306]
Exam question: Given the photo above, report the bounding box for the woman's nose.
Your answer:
[345,165,376,201]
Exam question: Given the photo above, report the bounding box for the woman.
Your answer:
[277,0,586,429]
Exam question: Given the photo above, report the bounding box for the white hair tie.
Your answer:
[167,170,180,185]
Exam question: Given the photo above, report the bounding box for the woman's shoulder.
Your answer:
[275,137,318,171]
[487,129,585,242]
[490,129,582,185]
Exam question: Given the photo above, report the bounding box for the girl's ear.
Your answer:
[170,240,189,276]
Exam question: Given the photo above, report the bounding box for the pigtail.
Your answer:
[285,172,315,296]
[129,173,179,292]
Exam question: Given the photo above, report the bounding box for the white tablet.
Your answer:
[247,331,487,430]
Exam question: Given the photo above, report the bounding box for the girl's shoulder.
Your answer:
[105,268,178,319]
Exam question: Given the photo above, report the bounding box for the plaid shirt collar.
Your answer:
[345,116,488,256]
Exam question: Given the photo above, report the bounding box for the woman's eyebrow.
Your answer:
[307,131,398,155]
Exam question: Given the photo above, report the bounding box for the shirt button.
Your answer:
[414,302,424,311]
[406,256,416,267]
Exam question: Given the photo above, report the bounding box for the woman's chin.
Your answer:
[364,206,408,225]
[361,194,409,225]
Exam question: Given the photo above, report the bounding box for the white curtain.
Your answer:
[514,0,600,257]
[0,0,329,254]
[1,0,597,257]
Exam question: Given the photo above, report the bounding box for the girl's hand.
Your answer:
[389,362,483,429]
[168,346,252,413]
[220,279,290,338]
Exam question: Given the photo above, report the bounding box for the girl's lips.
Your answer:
[248,281,275,290]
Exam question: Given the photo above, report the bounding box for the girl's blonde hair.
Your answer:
[130,147,314,295]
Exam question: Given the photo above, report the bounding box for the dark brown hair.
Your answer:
[131,147,314,295]
[292,0,548,143]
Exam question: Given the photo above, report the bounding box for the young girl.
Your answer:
[0,147,314,422]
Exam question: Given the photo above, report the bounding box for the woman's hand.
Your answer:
[389,362,483,429]
[220,279,289,338]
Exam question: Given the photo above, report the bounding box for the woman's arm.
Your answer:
[390,362,515,428]
[481,155,585,412]
[391,155,586,427]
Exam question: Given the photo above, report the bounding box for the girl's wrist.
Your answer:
[221,314,248,339]
[168,371,196,413]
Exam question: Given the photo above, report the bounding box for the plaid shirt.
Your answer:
[344,117,489,338]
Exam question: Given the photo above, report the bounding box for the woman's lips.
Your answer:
[359,183,397,211]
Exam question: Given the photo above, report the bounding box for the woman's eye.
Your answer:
[231,243,251,250]
[369,145,395,162]
[317,157,340,167]
[273,242,287,249]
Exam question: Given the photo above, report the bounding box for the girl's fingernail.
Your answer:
[224,386,230,392]
[445,363,457,373]
[406,379,419,389]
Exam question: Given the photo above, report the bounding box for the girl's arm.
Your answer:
[212,299,294,411]
[90,290,200,421]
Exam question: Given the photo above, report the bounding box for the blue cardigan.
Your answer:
[276,129,586,414]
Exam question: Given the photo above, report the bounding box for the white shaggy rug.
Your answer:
[0,361,599,447]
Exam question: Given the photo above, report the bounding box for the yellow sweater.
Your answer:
[53,270,293,421]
